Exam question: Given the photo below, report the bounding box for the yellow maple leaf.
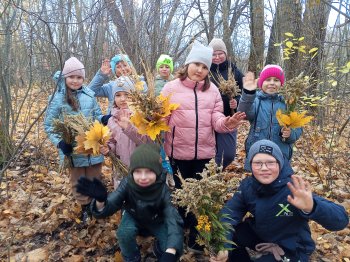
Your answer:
[276,109,313,128]
[134,81,144,91]
[157,94,180,117]
[75,133,93,155]
[145,120,170,140]
[83,121,110,155]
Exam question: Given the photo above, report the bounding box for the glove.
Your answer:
[58,140,73,156]
[159,252,177,262]
[101,114,112,125]
[76,177,108,202]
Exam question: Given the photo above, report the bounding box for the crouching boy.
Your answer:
[77,143,184,262]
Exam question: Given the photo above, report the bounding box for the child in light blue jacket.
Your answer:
[44,57,110,222]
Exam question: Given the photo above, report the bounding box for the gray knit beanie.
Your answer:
[62,57,85,79]
[208,38,228,55]
[185,41,213,69]
[247,140,284,170]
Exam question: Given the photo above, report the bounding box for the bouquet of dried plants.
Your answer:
[172,159,240,256]
[211,65,241,99]
[276,73,313,129]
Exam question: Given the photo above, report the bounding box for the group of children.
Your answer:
[44,39,349,262]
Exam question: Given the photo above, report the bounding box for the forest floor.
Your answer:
[0,90,349,262]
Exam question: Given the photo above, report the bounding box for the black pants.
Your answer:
[229,220,306,262]
[170,158,210,248]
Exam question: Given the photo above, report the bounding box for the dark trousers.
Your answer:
[170,158,210,248]
[229,220,308,262]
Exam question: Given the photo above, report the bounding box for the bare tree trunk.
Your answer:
[248,0,264,73]
[266,1,281,65]
[279,0,302,79]
[302,0,331,88]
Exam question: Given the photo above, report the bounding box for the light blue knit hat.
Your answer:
[110,54,133,75]
[185,41,213,69]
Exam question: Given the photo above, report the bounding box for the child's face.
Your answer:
[159,64,171,79]
[115,61,132,77]
[251,153,280,184]
[133,168,157,187]
[114,91,129,109]
[212,51,226,65]
[65,75,84,90]
[187,62,209,82]
[261,77,281,94]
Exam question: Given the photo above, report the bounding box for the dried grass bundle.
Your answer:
[172,159,240,256]
[211,66,240,99]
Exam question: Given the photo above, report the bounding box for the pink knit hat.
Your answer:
[62,57,85,79]
[258,65,285,88]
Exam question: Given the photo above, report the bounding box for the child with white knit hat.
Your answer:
[161,40,246,253]
[237,65,303,170]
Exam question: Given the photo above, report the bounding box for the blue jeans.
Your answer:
[215,130,237,169]
[117,211,168,262]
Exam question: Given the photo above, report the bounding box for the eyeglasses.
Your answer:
[212,52,225,58]
[251,161,278,169]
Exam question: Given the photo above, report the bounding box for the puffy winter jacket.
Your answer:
[161,77,234,160]
[107,107,151,166]
[237,89,302,169]
[44,76,104,167]
[221,162,349,261]
[155,74,174,96]
[88,70,148,112]
[91,175,184,254]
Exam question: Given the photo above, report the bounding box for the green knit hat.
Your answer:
[156,54,174,73]
[129,144,163,176]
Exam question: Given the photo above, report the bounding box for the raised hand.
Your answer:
[116,109,132,129]
[243,72,258,91]
[224,112,246,129]
[287,175,314,213]
[76,177,108,203]
[101,59,111,75]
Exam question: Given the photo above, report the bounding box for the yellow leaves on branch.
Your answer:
[276,109,313,129]
[130,94,179,140]
[75,121,110,155]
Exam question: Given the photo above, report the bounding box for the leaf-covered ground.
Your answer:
[0,90,349,261]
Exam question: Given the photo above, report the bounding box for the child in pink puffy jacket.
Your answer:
[161,41,246,253]
[100,76,150,189]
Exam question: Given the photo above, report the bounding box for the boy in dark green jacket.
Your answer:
[77,144,183,262]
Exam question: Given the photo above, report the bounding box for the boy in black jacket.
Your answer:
[77,143,183,262]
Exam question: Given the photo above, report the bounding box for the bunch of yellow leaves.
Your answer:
[276,109,313,129]
[129,92,179,140]
[75,120,111,155]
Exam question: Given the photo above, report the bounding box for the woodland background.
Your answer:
[0,0,349,261]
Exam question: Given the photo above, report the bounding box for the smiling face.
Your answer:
[114,91,129,109]
[65,75,84,90]
[158,64,171,79]
[212,51,226,65]
[187,62,209,82]
[133,168,157,187]
[115,61,132,77]
[261,77,281,94]
[251,153,280,185]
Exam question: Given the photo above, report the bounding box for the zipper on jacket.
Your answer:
[171,126,176,162]
[194,83,199,160]
[269,100,274,139]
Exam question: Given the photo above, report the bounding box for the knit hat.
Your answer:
[111,76,134,98]
[185,41,213,69]
[110,54,133,75]
[208,38,227,55]
[156,54,174,73]
[129,144,163,176]
[247,140,284,170]
[258,65,285,88]
[62,57,85,79]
